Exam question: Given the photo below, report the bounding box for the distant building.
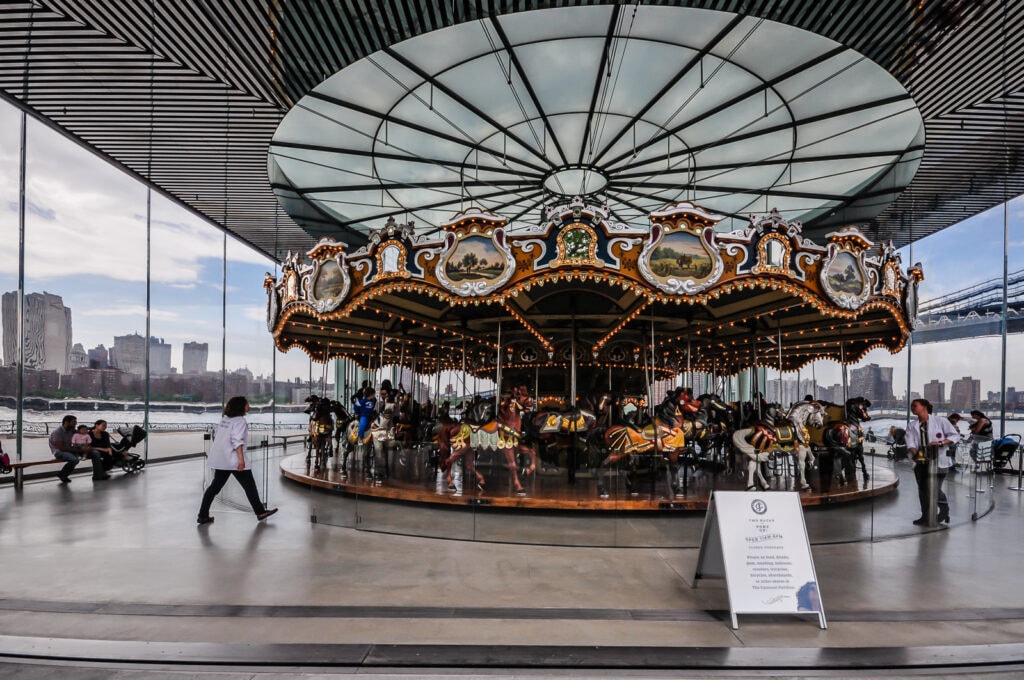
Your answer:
[87,344,109,369]
[816,383,844,404]
[950,376,981,411]
[923,379,945,406]
[70,342,88,369]
[111,333,144,375]
[849,363,894,404]
[182,341,208,374]
[799,379,817,401]
[111,334,172,376]
[150,337,172,376]
[766,378,801,405]
[1,291,72,374]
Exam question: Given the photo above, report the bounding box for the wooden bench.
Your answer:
[6,458,67,490]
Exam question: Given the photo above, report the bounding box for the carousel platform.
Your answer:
[280,450,898,511]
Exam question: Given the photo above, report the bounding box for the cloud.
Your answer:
[26,199,55,221]
[0,105,274,287]
[241,306,267,322]
[80,305,180,322]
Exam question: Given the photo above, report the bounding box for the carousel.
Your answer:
[266,199,922,511]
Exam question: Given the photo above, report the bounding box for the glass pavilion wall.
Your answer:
[1,92,1021,544]
[0,100,321,499]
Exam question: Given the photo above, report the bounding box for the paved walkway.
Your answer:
[2,451,1024,677]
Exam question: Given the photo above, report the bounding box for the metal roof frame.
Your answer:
[0,0,1021,262]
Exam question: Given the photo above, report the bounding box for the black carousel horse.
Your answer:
[527,392,611,474]
[589,393,689,499]
[818,396,872,491]
[307,397,337,472]
[393,389,421,450]
[691,393,736,472]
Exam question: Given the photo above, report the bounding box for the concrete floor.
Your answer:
[2,451,1024,677]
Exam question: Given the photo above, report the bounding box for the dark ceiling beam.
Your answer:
[577,4,621,166]
[383,45,556,172]
[589,12,747,168]
[487,14,569,168]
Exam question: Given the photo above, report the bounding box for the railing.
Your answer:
[0,421,306,437]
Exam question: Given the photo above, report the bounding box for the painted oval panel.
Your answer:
[313,260,346,300]
[825,252,864,296]
[648,231,714,283]
[444,235,506,284]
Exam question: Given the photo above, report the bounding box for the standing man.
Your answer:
[905,398,959,525]
[49,414,108,483]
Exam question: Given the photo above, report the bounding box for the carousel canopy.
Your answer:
[270,5,925,245]
[265,201,921,378]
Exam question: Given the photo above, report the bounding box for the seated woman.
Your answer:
[969,410,994,439]
[89,419,117,471]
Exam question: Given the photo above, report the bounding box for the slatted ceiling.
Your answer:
[0,2,1021,263]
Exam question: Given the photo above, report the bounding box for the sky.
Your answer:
[0,102,312,383]
[0,97,1021,398]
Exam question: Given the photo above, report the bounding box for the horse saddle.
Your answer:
[470,421,499,435]
[609,423,685,454]
[772,422,797,450]
[540,413,587,434]
[347,427,373,445]
[469,420,507,449]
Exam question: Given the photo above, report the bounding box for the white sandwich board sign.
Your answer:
[694,490,826,629]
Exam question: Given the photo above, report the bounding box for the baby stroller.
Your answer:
[991,434,1021,473]
[108,425,147,473]
[883,427,909,462]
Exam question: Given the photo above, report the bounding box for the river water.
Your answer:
[0,406,310,435]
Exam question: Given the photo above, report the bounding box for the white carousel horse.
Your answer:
[734,422,776,491]
[784,401,825,491]
[734,401,824,491]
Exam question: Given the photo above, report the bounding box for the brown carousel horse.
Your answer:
[440,385,536,495]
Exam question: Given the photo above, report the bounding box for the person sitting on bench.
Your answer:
[49,415,108,483]
[88,419,117,472]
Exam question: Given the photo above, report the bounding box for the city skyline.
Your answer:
[2,289,260,378]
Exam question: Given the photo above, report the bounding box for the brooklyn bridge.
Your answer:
[913,268,1024,344]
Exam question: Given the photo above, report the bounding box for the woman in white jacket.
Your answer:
[905,398,960,525]
[197,396,277,524]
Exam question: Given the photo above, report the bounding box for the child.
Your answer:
[71,424,92,448]
[355,387,377,440]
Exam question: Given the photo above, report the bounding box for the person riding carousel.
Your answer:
[378,379,396,410]
[354,386,377,440]
[349,380,369,410]
[675,387,701,418]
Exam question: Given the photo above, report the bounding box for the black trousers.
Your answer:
[198,469,265,518]
[913,462,948,517]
